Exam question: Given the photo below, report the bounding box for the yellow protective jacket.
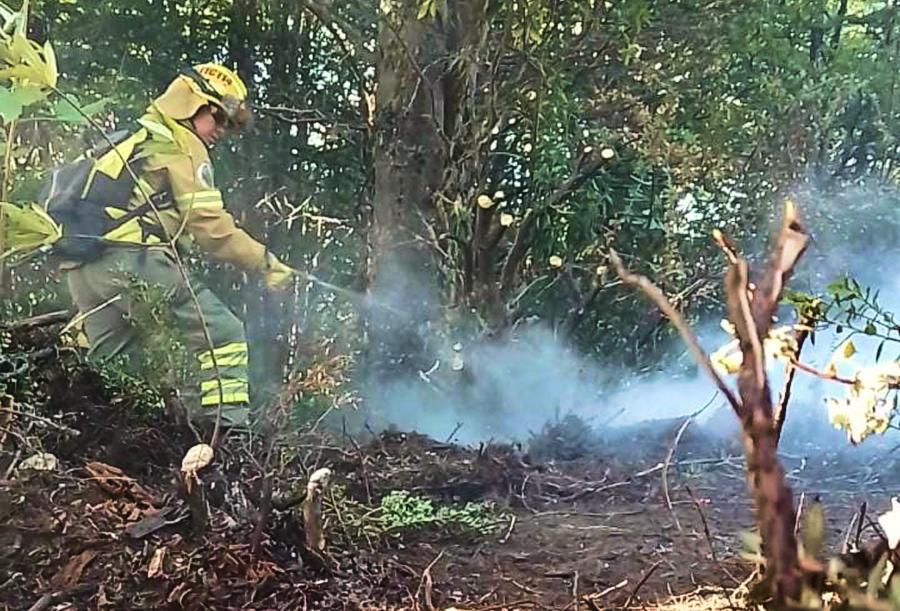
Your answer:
[80,106,268,272]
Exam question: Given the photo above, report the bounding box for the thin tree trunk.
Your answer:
[724,204,808,604]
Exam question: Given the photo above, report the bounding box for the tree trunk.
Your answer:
[368,0,449,375]
[724,204,808,604]
[228,0,257,81]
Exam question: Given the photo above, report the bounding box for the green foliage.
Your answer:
[0,328,38,413]
[77,273,196,415]
[786,275,900,351]
[379,490,503,537]
[50,95,110,123]
[527,412,602,461]
[0,85,44,121]
[739,501,900,609]
[785,275,899,444]
[0,278,60,320]
[94,354,165,413]
[0,0,896,398]
[329,486,507,545]
[115,272,194,397]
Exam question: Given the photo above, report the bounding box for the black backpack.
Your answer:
[39,129,171,262]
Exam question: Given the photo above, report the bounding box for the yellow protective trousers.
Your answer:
[64,247,250,427]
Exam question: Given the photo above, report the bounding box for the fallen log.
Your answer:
[3,309,70,331]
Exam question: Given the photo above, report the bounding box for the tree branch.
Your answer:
[774,324,810,442]
[609,250,742,412]
[298,0,374,64]
[500,154,604,296]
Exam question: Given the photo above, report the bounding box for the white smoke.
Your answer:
[355,183,899,450]
[362,325,616,445]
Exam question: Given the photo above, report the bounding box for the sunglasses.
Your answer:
[211,106,235,129]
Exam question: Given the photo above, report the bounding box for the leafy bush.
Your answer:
[327,486,507,545]
[379,490,504,537]
[527,412,602,461]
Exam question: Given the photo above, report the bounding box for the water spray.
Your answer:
[300,271,406,317]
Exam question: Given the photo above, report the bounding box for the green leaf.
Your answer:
[51,96,81,122]
[890,575,900,607]
[52,96,110,123]
[800,499,824,560]
[864,323,877,335]
[81,98,110,116]
[867,551,889,598]
[0,84,46,122]
[826,276,857,300]
[41,40,57,88]
[740,529,762,555]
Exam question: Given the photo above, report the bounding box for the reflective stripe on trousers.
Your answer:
[198,341,250,406]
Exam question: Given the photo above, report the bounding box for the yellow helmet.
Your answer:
[152,63,252,130]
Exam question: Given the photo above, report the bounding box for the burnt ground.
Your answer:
[2,327,900,610]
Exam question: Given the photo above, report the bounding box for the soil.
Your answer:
[2,325,900,610]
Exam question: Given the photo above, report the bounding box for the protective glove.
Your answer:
[263,252,297,291]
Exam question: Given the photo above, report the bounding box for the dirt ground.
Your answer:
[3,416,898,610]
[2,327,900,610]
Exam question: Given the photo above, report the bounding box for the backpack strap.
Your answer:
[109,190,174,231]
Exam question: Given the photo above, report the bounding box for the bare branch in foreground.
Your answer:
[609,249,741,413]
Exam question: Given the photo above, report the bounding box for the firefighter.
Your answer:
[58,63,295,432]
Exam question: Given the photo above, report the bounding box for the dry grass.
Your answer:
[637,586,754,611]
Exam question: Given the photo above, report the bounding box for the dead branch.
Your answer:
[794,491,806,535]
[559,461,666,503]
[614,200,809,604]
[685,484,718,563]
[755,200,809,330]
[789,357,857,386]
[571,570,580,611]
[250,470,273,557]
[685,486,743,591]
[474,600,537,611]
[473,198,499,299]
[661,396,716,525]
[774,324,811,442]
[3,309,69,330]
[587,580,628,607]
[662,413,696,532]
[26,592,60,611]
[0,407,80,436]
[416,549,445,611]
[609,250,742,412]
[562,280,618,339]
[251,372,306,554]
[725,260,766,390]
[500,514,517,544]
[622,560,662,608]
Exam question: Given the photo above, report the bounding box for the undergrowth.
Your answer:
[328,486,508,547]
[527,412,602,461]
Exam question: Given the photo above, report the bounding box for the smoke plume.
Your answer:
[353,183,899,450]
